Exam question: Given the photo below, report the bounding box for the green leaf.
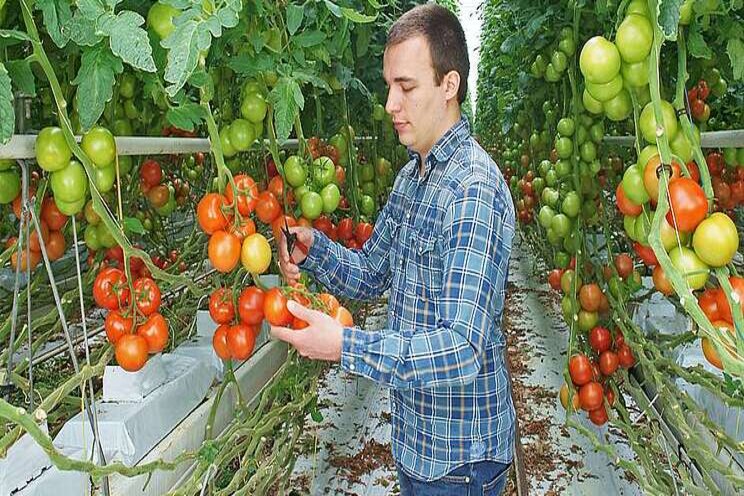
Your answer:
[0,63,14,144]
[657,0,682,40]
[727,37,744,81]
[77,0,106,20]
[72,43,123,131]
[268,77,303,142]
[36,0,72,47]
[188,69,210,88]
[166,102,205,131]
[99,11,157,72]
[67,12,104,47]
[228,52,275,76]
[162,19,211,97]
[323,0,341,17]
[0,30,32,42]
[687,21,712,59]
[355,24,370,57]
[293,30,326,48]
[123,216,145,234]
[340,7,376,23]
[293,70,332,94]
[286,4,304,35]
[6,60,36,96]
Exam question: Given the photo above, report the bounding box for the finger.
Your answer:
[286,300,323,321]
[278,233,290,262]
[270,325,297,344]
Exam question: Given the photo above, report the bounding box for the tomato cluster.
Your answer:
[530,27,575,83]
[94,267,168,372]
[220,80,268,158]
[705,150,744,211]
[696,279,744,370]
[207,284,353,361]
[5,194,69,271]
[315,215,373,250]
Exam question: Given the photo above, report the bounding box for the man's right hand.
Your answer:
[278,226,315,284]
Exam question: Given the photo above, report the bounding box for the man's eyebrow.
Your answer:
[384,76,416,85]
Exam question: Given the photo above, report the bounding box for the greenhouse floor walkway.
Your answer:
[288,238,642,495]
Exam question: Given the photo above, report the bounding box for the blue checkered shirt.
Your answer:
[300,116,516,481]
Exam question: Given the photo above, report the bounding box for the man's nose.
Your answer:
[385,87,401,115]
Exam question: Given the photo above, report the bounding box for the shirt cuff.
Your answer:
[298,229,331,273]
[340,326,370,374]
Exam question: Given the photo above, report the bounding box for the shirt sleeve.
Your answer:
[339,178,514,390]
[299,203,393,300]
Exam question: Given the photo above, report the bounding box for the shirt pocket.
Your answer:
[410,230,444,300]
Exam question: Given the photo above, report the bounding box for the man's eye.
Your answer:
[402,86,414,92]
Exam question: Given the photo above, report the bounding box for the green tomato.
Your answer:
[0,159,12,171]
[589,122,605,144]
[376,157,392,177]
[625,0,650,16]
[0,170,20,204]
[557,118,575,137]
[554,251,570,269]
[81,126,116,168]
[616,14,653,63]
[112,118,133,136]
[561,296,578,322]
[51,161,87,203]
[558,37,576,56]
[580,141,597,162]
[723,147,737,166]
[300,191,323,220]
[313,157,336,187]
[622,164,649,205]
[578,310,599,332]
[638,145,659,169]
[360,195,376,216]
[329,134,348,158]
[539,160,552,177]
[55,197,85,216]
[84,200,100,225]
[538,205,555,228]
[670,128,696,163]
[155,188,176,216]
[96,222,116,249]
[561,192,581,218]
[542,187,559,207]
[555,137,573,159]
[118,155,133,176]
[555,159,573,178]
[284,156,307,187]
[679,0,694,25]
[544,64,561,82]
[120,74,136,99]
[242,80,262,98]
[551,213,571,237]
[147,2,179,39]
[546,227,562,246]
[220,127,237,158]
[669,246,709,290]
[639,100,678,143]
[586,73,623,102]
[737,148,744,166]
[621,60,649,87]
[582,90,604,115]
[361,181,376,197]
[532,177,545,195]
[359,163,375,183]
[320,183,341,213]
[93,164,116,193]
[659,216,689,251]
[603,89,632,121]
[84,224,102,251]
[123,100,139,120]
[551,51,568,73]
[229,119,255,152]
[240,93,267,123]
[634,211,652,245]
[372,103,386,121]
[294,185,310,201]
[579,36,621,84]
[36,126,72,172]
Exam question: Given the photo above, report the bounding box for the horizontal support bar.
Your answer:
[604,130,744,149]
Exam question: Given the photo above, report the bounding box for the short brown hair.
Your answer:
[387,4,469,104]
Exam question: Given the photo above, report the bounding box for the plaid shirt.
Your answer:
[301,116,516,481]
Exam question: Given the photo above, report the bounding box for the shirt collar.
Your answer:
[407,115,470,178]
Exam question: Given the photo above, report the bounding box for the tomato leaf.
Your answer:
[36,0,72,48]
[687,20,712,59]
[286,5,304,35]
[657,0,682,40]
[293,70,332,94]
[269,77,304,142]
[123,216,146,235]
[99,11,157,72]
[228,52,274,76]
[0,30,32,43]
[0,62,14,145]
[72,43,123,131]
[166,102,205,131]
[727,37,744,81]
[340,7,377,23]
[67,11,104,47]
[293,30,326,48]
[6,60,36,97]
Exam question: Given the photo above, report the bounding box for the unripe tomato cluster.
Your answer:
[94,267,169,372]
[220,80,269,158]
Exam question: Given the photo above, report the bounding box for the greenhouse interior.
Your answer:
[0,0,743,494]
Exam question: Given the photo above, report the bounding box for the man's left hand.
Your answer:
[270,300,343,362]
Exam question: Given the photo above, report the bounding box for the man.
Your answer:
[271,4,516,495]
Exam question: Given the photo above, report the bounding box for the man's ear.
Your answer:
[443,70,461,102]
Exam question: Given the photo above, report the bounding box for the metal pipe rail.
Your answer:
[604,129,744,149]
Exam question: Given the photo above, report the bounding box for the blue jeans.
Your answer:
[397,461,511,496]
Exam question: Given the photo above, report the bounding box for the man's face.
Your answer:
[383,35,451,157]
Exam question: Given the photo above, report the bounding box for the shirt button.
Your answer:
[406,213,411,219]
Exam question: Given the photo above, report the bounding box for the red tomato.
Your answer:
[29,220,49,253]
[197,193,230,234]
[136,313,169,353]
[333,306,354,326]
[225,174,259,216]
[133,277,161,316]
[212,324,231,360]
[652,265,674,296]
[706,152,724,177]
[730,180,744,206]
[140,159,163,187]
[93,267,129,310]
[227,324,256,360]
[579,284,602,312]
[579,382,604,412]
[698,288,722,321]
[617,344,636,368]
[614,254,634,280]
[666,178,708,232]
[105,310,133,344]
[41,197,68,230]
[319,293,340,315]
[354,222,373,245]
[614,329,625,349]
[715,277,744,323]
[46,231,66,261]
[685,161,700,183]
[589,405,608,425]
[238,286,265,325]
[229,217,257,241]
[605,387,616,406]
[313,215,335,240]
[569,354,593,386]
[616,183,642,216]
[115,334,149,372]
[633,241,658,267]
[589,326,612,354]
[209,288,235,324]
[255,191,282,224]
[337,217,354,241]
[271,215,297,243]
[208,230,241,273]
[263,288,292,326]
[599,350,619,376]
